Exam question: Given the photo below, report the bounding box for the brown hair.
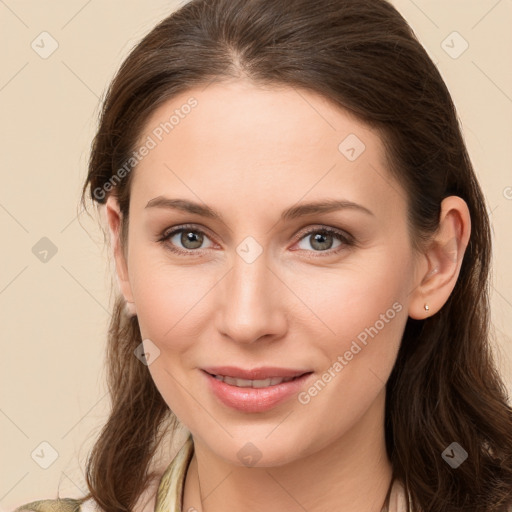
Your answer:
[77,0,512,510]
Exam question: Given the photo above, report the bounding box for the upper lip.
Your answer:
[202,366,312,380]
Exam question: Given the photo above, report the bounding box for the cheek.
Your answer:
[290,248,412,397]
[280,251,410,460]
[128,242,215,342]
[129,260,212,420]
[290,245,412,341]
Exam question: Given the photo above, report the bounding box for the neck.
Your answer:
[183,388,393,512]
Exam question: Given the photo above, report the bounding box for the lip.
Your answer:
[201,365,311,380]
[201,368,314,413]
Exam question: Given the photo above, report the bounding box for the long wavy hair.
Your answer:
[76,0,512,510]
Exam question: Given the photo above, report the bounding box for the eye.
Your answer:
[293,226,353,257]
[157,224,354,257]
[157,224,215,256]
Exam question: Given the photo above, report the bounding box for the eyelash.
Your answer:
[157,223,355,258]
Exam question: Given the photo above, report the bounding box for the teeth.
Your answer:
[213,374,296,388]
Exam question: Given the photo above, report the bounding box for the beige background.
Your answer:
[1,0,511,509]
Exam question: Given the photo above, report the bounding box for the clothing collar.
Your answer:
[155,433,195,512]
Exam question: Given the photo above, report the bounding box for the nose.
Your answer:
[214,250,288,345]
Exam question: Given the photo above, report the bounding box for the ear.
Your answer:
[104,195,136,315]
[408,196,471,319]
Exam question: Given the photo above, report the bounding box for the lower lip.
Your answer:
[202,370,313,413]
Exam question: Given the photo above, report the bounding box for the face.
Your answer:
[110,79,421,466]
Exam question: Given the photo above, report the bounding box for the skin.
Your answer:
[105,79,470,512]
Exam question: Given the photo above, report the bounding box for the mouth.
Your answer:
[201,365,312,379]
[203,370,310,388]
[200,368,315,413]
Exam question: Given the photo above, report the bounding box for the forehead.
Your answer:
[138,79,383,161]
[129,79,404,221]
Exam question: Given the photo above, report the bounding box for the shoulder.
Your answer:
[12,497,98,512]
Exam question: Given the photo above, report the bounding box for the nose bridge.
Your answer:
[216,241,285,343]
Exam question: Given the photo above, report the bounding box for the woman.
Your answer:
[14,0,512,511]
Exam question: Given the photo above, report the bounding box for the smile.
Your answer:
[201,369,314,413]
[210,373,300,388]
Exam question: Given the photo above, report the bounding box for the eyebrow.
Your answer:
[144,196,374,221]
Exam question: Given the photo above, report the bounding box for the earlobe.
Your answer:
[104,195,136,313]
[408,196,471,320]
